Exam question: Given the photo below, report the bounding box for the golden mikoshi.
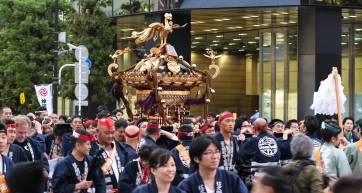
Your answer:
[108,13,221,123]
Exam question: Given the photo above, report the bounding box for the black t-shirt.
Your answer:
[75,159,85,175]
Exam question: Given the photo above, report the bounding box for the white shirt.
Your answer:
[0,155,3,174]
[105,149,120,181]
[205,186,215,193]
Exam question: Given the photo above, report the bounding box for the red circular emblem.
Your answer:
[38,87,48,97]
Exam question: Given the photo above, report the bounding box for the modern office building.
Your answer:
[114,0,362,121]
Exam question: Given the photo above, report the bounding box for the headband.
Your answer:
[72,131,96,142]
[321,121,341,134]
[218,113,234,123]
[177,131,194,138]
[84,120,96,127]
[125,130,140,138]
[98,118,114,130]
[6,124,16,128]
[147,123,160,130]
[200,123,213,133]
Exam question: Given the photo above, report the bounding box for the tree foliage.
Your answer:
[0,0,64,113]
[340,0,362,6]
[61,0,116,108]
[118,0,153,15]
[0,0,116,114]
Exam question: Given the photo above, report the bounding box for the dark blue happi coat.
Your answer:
[306,132,324,148]
[214,132,239,172]
[52,154,106,193]
[45,133,55,156]
[156,135,179,150]
[61,132,73,156]
[0,155,13,174]
[132,180,185,193]
[177,169,248,193]
[93,142,127,167]
[239,131,280,168]
[118,142,138,165]
[93,142,127,191]
[276,136,293,163]
[118,159,148,193]
[170,140,194,186]
[142,135,159,148]
[8,143,28,163]
[14,137,49,171]
[31,133,46,153]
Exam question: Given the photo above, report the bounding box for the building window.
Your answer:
[288,32,298,120]
[260,29,297,121]
[355,26,362,120]
[342,20,362,120]
[261,32,272,121]
[275,32,286,119]
[342,26,350,117]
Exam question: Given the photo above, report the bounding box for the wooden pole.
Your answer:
[203,73,212,122]
[204,84,209,121]
[332,67,343,129]
[177,106,181,125]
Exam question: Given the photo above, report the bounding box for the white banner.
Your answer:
[34,84,53,114]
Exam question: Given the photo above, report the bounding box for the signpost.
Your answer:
[74,45,89,115]
[75,83,88,101]
[58,43,90,116]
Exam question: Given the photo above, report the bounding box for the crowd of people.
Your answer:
[0,105,362,193]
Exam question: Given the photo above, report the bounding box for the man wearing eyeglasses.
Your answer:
[178,135,248,193]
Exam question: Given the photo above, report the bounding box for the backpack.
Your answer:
[285,159,315,193]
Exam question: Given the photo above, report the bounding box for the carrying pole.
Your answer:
[332,67,343,129]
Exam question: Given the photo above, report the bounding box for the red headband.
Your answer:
[84,120,96,127]
[98,118,114,130]
[125,130,140,138]
[200,123,213,133]
[218,113,234,123]
[147,123,160,130]
[177,131,194,138]
[6,124,16,128]
[72,131,97,142]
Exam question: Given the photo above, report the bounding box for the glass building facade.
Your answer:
[260,29,298,121]
[115,4,362,120]
[342,9,362,120]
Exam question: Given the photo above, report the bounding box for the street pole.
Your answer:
[78,50,82,116]
[112,0,114,16]
[53,0,59,114]
[58,64,76,94]
[148,0,151,12]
